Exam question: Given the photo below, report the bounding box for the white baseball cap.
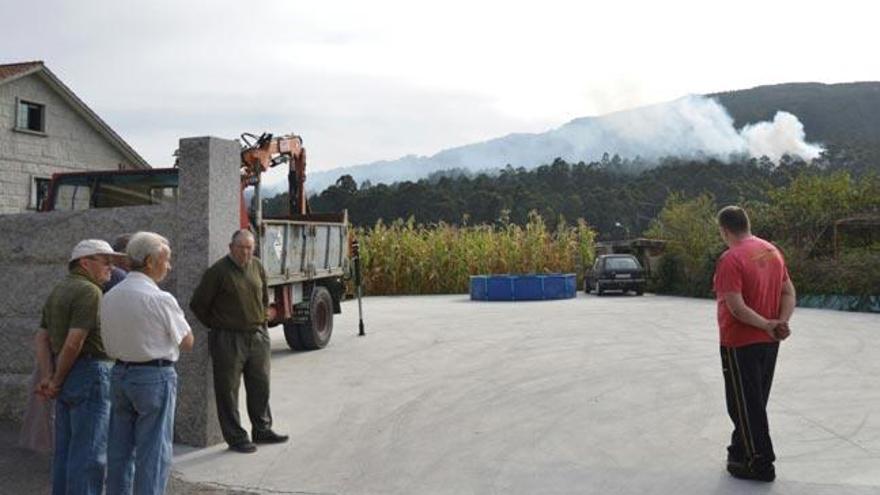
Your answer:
[69,239,127,262]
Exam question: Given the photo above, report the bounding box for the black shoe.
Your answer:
[252,430,289,444]
[727,461,775,482]
[726,450,746,466]
[727,461,748,477]
[228,441,257,453]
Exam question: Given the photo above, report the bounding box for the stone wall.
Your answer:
[0,136,240,446]
[0,204,176,420]
[0,73,139,214]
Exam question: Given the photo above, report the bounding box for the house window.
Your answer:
[30,177,51,210]
[16,99,46,133]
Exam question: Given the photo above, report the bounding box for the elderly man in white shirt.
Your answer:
[101,231,194,495]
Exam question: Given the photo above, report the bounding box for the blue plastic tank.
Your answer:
[470,273,576,301]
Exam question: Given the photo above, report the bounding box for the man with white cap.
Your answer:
[101,231,193,495]
[34,239,126,495]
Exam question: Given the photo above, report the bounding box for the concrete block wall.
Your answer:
[0,136,240,447]
[0,73,140,214]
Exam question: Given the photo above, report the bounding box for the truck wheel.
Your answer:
[283,322,306,350]
[292,286,334,350]
[584,278,592,294]
[596,281,604,296]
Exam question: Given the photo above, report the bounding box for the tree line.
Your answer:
[270,149,873,240]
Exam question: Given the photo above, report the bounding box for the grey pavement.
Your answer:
[173,294,880,494]
[0,422,51,495]
[0,423,253,494]
[4,294,879,494]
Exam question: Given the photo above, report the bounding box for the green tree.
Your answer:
[763,172,859,254]
[645,193,722,296]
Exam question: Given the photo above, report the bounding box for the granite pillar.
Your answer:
[174,137,241,446]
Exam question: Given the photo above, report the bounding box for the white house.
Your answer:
[0,61,149,214]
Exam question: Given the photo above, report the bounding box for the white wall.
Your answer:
[0,73,139,214]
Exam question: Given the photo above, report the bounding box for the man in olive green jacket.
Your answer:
[190,230,288,453]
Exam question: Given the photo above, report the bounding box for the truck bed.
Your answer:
[260,212,349,286]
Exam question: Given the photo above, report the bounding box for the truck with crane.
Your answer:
[40,132,361,350]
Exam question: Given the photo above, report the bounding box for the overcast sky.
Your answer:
[2,0,878,173]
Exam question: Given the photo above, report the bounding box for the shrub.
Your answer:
[789,249,880,296]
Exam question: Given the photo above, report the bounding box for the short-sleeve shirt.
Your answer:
[40,268,107,358]
[101,272,191,362]
[713,235,789,347]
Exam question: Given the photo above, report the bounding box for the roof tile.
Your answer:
[0,61,44,83]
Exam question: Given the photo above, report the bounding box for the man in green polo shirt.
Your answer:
[34,239,125,495]
[190,229,288,453]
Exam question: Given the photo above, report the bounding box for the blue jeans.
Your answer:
[52,358,112,495]
[106,364,177,495]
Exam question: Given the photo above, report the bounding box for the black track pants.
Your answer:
[720,342,779,467]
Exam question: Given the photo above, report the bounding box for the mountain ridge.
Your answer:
[302,81,880,192]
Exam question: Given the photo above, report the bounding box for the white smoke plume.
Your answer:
[594,95,823,162]
[740,111,823,161]
[301,95,825,192]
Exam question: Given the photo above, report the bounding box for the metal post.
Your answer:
[353,239,365,336]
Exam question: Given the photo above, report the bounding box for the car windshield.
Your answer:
[606,257,639,270]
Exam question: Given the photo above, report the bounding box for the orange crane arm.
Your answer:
[240,134,303,178]
[240,133,309,217]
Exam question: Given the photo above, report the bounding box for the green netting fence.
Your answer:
[797,295,880,313]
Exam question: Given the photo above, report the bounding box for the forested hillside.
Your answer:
[298,156,871,240]
[712,82,880,146]
[714,82,880,176]
[264,82,880,240]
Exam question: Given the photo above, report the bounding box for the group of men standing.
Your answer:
[35,229,287,495]
[31,204,796,493]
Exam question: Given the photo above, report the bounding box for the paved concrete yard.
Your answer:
[174,294,880,494]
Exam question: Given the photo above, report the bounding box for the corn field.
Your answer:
[356,212,596,295]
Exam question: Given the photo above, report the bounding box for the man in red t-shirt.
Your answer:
[713,205,796,482]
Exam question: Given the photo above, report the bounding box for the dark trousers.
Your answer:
[720,342,779,468]
[209,328,273,445]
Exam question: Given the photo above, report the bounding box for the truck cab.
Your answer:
[41,168,178,211]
